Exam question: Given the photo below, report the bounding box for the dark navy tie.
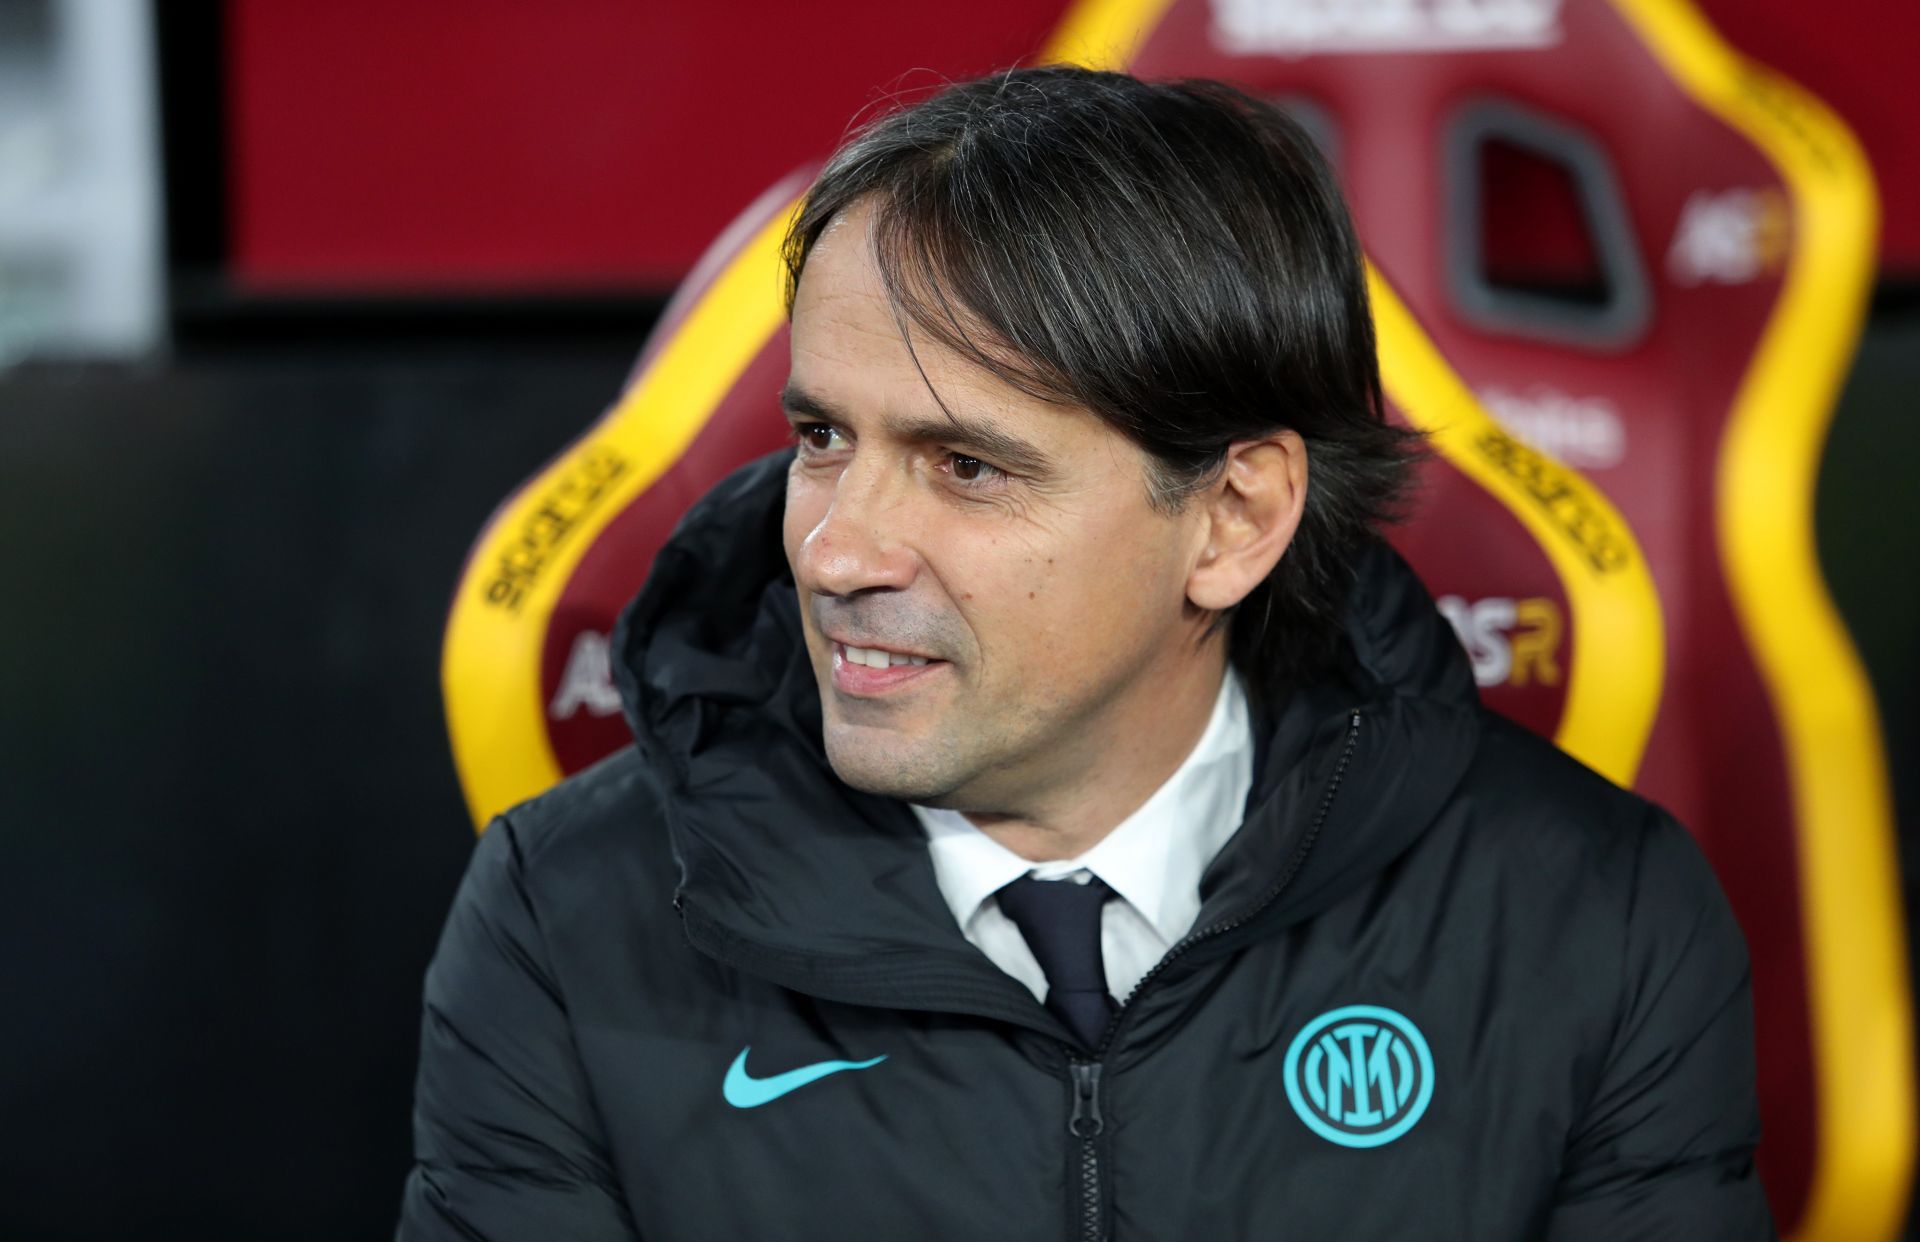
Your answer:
[995,873,1118,1049]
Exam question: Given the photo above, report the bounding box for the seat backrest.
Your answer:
[442,3,1906,1234]
[442,192,1645,864]
[1083,0,1903,1233]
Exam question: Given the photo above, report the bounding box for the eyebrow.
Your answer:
[779,382,1056,478]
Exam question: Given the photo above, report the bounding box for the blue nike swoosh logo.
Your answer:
[722,1046,887,1109]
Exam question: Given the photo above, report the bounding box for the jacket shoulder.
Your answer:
[480,746,680,934]
[1445,712,1746,970]
[1449,725,1768,1228]
[1466,709,1645,817]
[403,747,667,1236]
[1455,709,1672,869]
[495,744,664,860]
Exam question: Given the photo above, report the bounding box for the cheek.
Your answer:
[1035,524,1189,651]
[962,526,1175,675]
[782,473,828,567]
[1039,565,1144,652]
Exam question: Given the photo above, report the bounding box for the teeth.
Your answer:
[842,644,931,669]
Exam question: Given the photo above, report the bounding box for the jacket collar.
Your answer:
[612,451,1482,1024]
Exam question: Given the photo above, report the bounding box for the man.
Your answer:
[400,68,1773,1239]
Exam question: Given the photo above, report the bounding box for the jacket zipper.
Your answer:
[1060,708,1362,1242]
[1068,1060,1104,1242]
[1106,706,1361,1041]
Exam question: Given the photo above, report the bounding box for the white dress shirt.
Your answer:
[911,670,1254,1005]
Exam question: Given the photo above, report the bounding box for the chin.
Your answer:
[821,720,963,805]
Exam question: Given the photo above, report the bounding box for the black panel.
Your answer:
[153,0,224,291]
[0,339,635,1240]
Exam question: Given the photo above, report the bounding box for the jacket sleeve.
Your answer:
[397,814,639,1241]
[1543,807,1777,1240]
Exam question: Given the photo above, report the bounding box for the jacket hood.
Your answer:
[612,450,1482,1028]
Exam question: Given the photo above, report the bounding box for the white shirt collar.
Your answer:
[912,669,1253,947]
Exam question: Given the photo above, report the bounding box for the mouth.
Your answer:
[829,640,948,697]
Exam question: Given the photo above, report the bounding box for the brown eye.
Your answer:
[937,450,1004,487]
[797,423,845,453]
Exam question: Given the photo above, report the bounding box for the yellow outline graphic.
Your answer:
[1611,2,1913,1236]
[1367,273,1662,783]
[1042,0,1177,66]
[441,207,792,827]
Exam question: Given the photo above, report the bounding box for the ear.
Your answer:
[1186,431,1308,612]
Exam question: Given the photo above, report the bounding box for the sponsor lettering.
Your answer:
[1736,65,1840,176]
[1212,0,1563,57]
[484,445,629,612]
[1436,594,1564,688]
[1477,385,1626,470]
[550,630,623,721]
[1666,188,1789,286]
[1473,428,1630,573]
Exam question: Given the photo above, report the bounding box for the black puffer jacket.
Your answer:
[399,451,1774,1240]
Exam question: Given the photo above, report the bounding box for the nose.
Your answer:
[794,456,919,598]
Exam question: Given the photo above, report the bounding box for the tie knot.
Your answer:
[994,873,1116,1014]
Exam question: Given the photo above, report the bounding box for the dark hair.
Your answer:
[781,66,1424,700]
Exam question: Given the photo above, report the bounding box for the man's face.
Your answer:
[782,202,1214,814]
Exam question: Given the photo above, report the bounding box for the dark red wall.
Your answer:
[224,0,1074,290]
[225,1,1920,291]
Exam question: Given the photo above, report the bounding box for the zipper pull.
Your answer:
[1069,1061,1105,1138]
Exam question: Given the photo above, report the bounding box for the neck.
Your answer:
[963,652,1230,862]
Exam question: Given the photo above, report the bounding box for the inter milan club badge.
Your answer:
[1283,1005,1434,1148]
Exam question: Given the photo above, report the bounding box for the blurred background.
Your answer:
[0,1,1913,1238]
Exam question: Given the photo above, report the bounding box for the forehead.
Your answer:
[790,206,893,345]
[789,203,1092,448]
[790,207,991,406]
